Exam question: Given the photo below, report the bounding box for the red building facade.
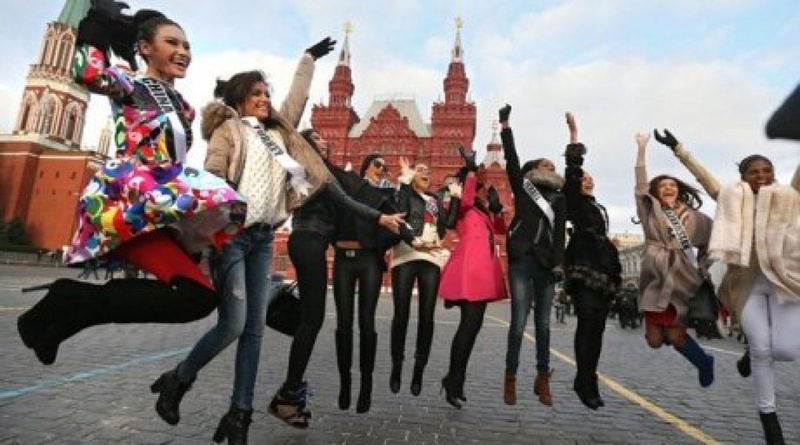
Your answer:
[0,0,108,252]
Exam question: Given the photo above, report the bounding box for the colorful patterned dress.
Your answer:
[66,45,245,265]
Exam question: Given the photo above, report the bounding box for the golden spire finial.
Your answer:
[344,21,353,35]
[455,16,464,30]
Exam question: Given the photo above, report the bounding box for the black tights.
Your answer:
[391,260,440,365]
[447,302,487,379]
[573,297,610,388]
[284,231,329,389]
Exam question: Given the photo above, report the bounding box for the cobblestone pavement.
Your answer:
[1,264,798,444]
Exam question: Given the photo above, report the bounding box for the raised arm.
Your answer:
[279,37,336,127]
[498,104,523,193]
[562,112,585,211]
[72,1,137,98]
[766,83,800,141]
[654,128,722,200]
[634,131,651,195]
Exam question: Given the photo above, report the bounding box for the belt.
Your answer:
[335,240,362,249]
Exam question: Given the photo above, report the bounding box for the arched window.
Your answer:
[57,34,73,71]
[64,109,77,141]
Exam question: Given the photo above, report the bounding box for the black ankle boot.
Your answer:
[151,367,194,425]
[213,407,253,445]
[737,349,752,378]
[589,374,605,407]
[573,377,600,410]
[410,362,425,396]
[759,412,785,445]
[390,360,402,394]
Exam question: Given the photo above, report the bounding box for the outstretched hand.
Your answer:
[635,131,651,148]
[653,129,679,150]
[457,145,478,172]
[306,37,337,60]
[565,112,579,143]
[498,104,511,124]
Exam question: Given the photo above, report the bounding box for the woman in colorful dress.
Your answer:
[17,3,244,366]
[634,131,715,389]
[438,155,509,409]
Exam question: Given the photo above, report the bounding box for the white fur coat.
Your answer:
[710,182,800,314]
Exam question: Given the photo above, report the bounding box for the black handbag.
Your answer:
[686,280,722,339]
[266,280,300,336]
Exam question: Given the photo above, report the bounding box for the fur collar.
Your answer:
[525,169,565,191]
[200,101,238,141]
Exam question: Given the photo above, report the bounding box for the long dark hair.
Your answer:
[133,10,181,64]
[647,174,703,209]
[213,70,270,116]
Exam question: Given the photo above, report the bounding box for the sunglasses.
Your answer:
[371,159,387,170]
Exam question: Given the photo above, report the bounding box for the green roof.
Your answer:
[57,0,90,28]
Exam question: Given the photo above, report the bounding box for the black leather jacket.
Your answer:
[393,183,449,240]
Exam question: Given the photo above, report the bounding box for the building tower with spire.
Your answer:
[310,18,482,190]
[0,0,104,251]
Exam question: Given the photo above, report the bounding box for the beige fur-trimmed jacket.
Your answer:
[673,144,800,317]
[201,53,333,211]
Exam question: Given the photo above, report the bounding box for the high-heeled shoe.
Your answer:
[573,380,600,410]
[440,375,462,409]
[212,406,252,445]
[151,367,194,425]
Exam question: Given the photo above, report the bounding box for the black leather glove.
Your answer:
[78,0,136,64]
[564,142,586,166]
[498,104,511,124]
[487,186,503,213]
[306,37,336,61]
[457,145,479,172]
[109,16,137,70]
[653,129,679,150]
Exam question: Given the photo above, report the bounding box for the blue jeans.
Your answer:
[505,255,554,374]
[177,224,274,410]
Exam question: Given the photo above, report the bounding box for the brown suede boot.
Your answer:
[534,369,553,406]
[503,373,516,405]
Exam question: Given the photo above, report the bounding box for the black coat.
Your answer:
[501,127,566,269]
[562,146,622,301]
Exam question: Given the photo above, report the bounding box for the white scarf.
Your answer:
[709,182,754,267]
[140,77,187,163]
[242,117,312,197]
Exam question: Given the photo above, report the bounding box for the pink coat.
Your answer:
[439,176,509,303]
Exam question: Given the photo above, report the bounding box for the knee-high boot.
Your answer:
[356,331,377,413]
[335,329,353,410]
[389,324,404,394]
[410,351,428,396]
[18,276,218,365]
[675,336,715,387]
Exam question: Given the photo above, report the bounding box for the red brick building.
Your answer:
[0,0,110,252]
